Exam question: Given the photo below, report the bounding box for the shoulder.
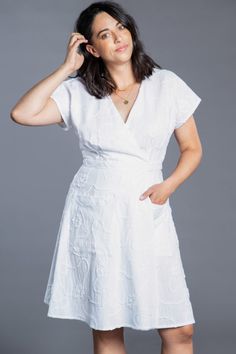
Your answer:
[149,67,180,84]
[62,76,89,96]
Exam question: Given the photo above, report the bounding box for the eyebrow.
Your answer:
[96,21,120,38]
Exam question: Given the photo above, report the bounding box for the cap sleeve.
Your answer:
[169,71,202,129]
[50,81,72,131]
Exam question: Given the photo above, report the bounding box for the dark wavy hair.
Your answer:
[69,1,162,98]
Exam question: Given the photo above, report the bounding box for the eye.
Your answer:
[100,24,126,39]
[101,32,111,39]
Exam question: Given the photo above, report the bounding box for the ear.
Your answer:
[85,44,100,58]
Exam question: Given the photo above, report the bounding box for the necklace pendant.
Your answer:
[123,99,129,104]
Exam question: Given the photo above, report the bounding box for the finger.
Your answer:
[70,32,87,40]
[139,185,156,200]
[139,191,149,200]
[68,33,87,46]
[70,32,84,37]
[71,32,83,35]
[72,38,88,51]
[70,36,88,48]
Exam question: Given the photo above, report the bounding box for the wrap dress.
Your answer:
[43,67,202,330]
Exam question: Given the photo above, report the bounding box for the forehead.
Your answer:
[92,11,118,32]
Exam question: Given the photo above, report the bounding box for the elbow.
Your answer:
[182,145,203,165]
[10,109,19,122]
[191,140,204,160]
[198,143,203,160]
[181,143,203,157]
[198,150,203,165]
[195,146,203,166]
[193,146,203,162]
[10,109,25,124]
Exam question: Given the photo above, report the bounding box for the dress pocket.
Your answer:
[147,197,170,224]
[68,190,116,256]
[145,198,174,257]
[152,211,174,257]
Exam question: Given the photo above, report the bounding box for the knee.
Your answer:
[92,327,124,343]
[178,324,194,342]
[158,324,194,345]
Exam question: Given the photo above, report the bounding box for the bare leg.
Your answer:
[157,324,194,354]
[92,327,127,354]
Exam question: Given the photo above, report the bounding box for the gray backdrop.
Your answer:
[1,0,235,353]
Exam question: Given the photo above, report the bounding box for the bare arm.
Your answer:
[10,64,73,127]
[164,115,203,193]
[10,32,88,127]
[139,115,203,203]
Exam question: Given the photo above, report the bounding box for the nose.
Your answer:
[113,30,122,43]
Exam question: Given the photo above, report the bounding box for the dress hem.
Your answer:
[44,302,195,331]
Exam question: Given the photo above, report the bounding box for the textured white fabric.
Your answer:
[44,68,201,330]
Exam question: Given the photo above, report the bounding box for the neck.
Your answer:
[105,62,136,89]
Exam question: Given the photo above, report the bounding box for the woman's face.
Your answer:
[85,11,133,65]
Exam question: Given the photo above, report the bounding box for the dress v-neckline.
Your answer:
[107,78,145,127]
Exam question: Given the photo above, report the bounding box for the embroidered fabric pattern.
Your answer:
[44,68,201,330]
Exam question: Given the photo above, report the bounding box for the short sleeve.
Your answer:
[170,71,202,129]
[50,81,72,131]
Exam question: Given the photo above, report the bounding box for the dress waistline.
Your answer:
[82,156,163,172]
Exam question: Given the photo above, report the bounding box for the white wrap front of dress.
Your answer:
[44,68,201,330]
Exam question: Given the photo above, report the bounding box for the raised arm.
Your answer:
[10,32,88,128]
[10,64,74,127]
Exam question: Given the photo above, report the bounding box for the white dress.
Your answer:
[43,67,201,330]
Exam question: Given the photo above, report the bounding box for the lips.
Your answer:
[115,44,128,52]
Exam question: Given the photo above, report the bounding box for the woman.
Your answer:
[10,1,203,353]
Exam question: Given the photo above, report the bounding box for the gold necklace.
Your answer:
[114,83,136,104]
